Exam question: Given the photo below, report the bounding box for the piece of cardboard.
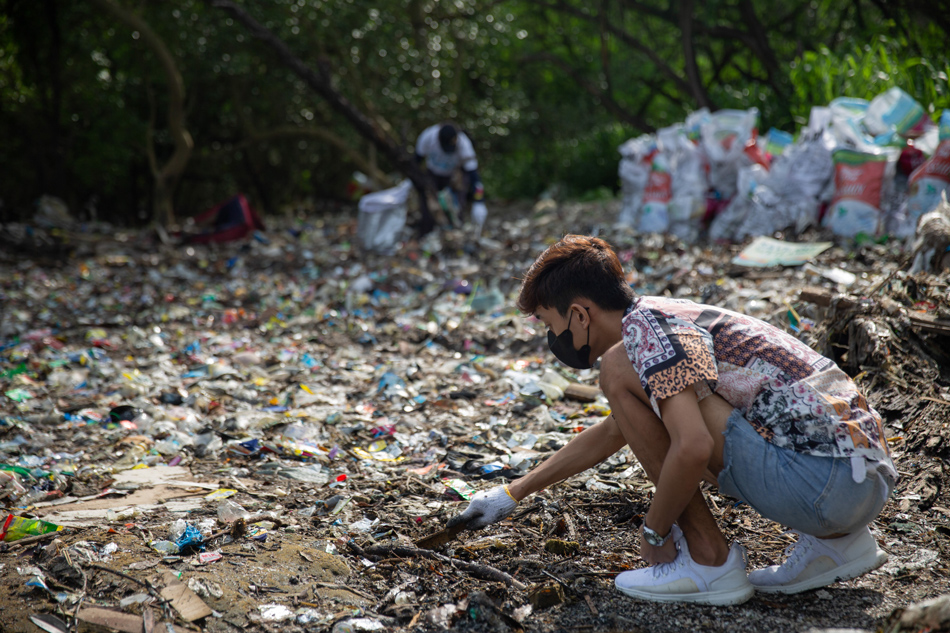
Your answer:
[732,237,833,267]
[38,495,205,527]
[77,607,187,633]
[160,570,213,622]
[35,484,204,525]
[112,466,190,487]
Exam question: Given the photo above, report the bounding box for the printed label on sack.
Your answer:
[910,141,950,186]
[832,151,887,209]
[643,170,672,204]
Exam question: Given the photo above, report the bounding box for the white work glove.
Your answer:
[471,201,487,233]
[446,485,518,530]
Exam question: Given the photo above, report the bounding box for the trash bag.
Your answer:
[658,124,707,243]
[35,195,74,229]
[767,127,835,203]
[756,115,836,235]
[708,165,768,242]
[824,147,897,238]
[701,108,760,200]
[903,111,950,236]
[638,151,673,234]
[186,194,265,244]
[828,97,876,152]
[357,180,412,254]
[864,87,928,140]
[616,135,654,228]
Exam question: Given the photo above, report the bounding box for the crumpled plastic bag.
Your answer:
[616,135,654,228]
[902,110,950,237]
[658,123,707,243]
[701,108,760,200]
[357,180,412,254]
[708,165,768,242]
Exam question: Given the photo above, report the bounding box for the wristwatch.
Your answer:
[642,523,671,547]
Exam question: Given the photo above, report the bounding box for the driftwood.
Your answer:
[799,286,950,336]
[362,544,527,590]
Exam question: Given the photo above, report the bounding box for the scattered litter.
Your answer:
[1,187,946,631]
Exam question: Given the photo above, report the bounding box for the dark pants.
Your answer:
[415,170,478,235]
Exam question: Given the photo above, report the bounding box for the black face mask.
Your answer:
[547,309,592,370]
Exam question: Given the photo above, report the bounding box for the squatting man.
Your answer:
[413,122,487,236]
[447,235,896,605]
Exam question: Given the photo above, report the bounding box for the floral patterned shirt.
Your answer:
[621,296,895,482]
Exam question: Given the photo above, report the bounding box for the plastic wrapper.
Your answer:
[828,98,876,152]
[471,201,488,232]
[765,128,793,156]
[0,471,27,503]
[150,540,180,555]
[0,514,63,542]
[174,523,205,553]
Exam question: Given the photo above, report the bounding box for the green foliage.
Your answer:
[1,0,949,221]
[788,35,950,126]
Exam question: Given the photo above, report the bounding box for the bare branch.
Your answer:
[206,0,431,195]
[237,126,393,186]
[521,52,653,133]
[529,0,693,97]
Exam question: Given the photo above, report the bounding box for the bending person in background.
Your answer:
[414,122,486,235]
[447,234,896,606]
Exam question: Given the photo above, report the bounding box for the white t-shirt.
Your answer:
[415,124,478,176]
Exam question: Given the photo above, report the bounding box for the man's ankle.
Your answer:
[683,536,730,567]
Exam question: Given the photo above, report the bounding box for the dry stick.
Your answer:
[540,568,570,588]
[364,545,527,591]
[866,253,913,297]
[579,502,636,509]
[312,581,376,602]
[71,595,85,633]
[84,563,170,609]
[541,569,597,616]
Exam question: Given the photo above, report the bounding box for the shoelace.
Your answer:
[781,531,813,568]
[651,543,687,579]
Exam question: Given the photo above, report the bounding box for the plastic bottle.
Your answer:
[217,500,249,523]
[112,444,147,471]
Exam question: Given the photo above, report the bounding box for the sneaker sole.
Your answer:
[616,583,755,606]
[752,548,887,595]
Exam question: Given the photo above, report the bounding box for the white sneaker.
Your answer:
[615,526,754,606]
[749,527,887,594]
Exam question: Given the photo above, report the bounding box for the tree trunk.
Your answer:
[679,0,711,109]
[207,0,431,197]
[89,0,193,227]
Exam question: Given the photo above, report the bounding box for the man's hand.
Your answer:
[639,524,678,565]
[446,485,518,530]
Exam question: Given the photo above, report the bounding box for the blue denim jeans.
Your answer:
[717,409,894,537]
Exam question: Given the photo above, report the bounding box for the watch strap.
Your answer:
[643,523,671,546]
